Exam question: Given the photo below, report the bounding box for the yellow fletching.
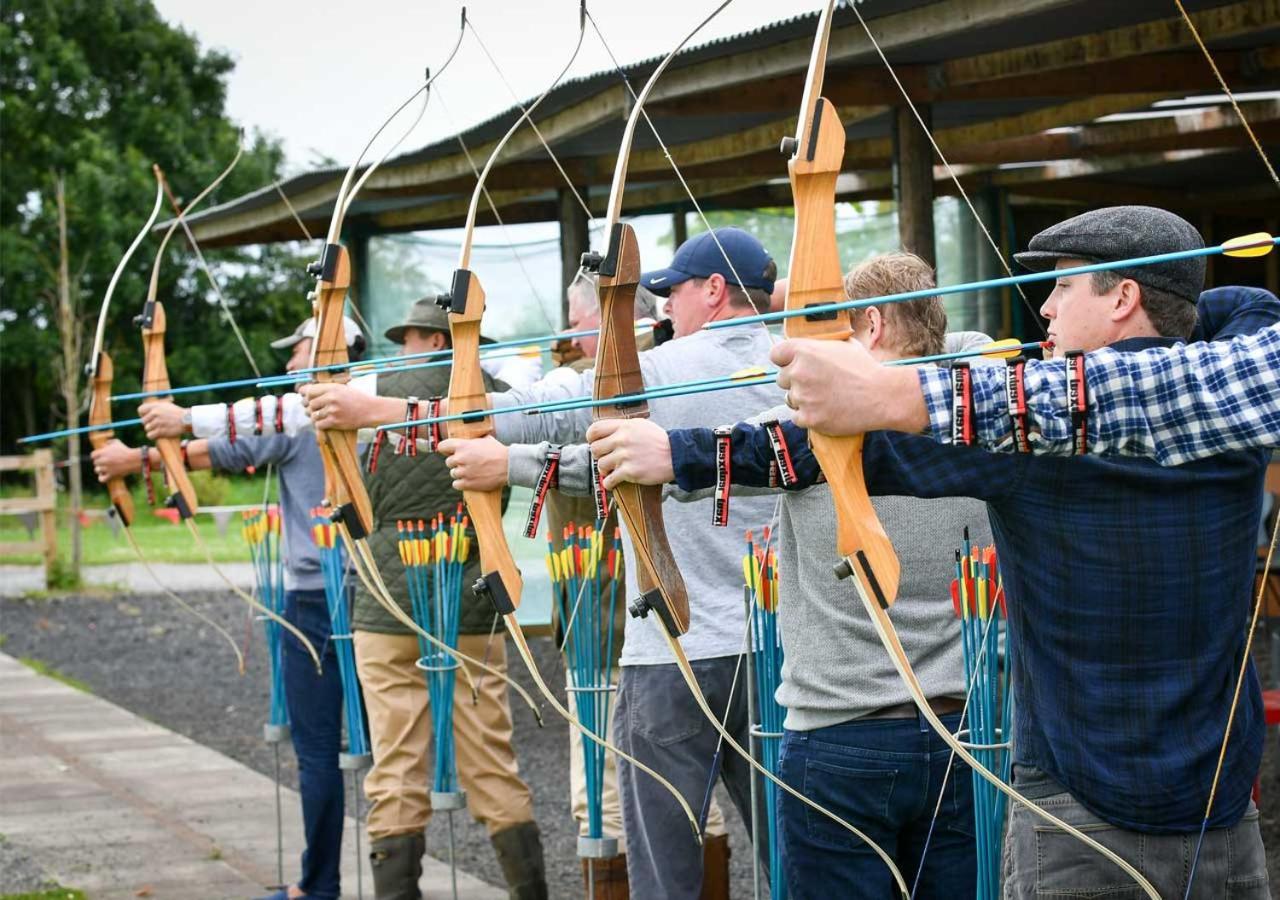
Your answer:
[1222,232,1275,258]
[979,338,1030,360]
[729,366,769,381]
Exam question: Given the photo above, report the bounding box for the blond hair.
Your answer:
[844,252,946,358]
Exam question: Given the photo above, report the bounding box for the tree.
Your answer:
[1,0,309,577]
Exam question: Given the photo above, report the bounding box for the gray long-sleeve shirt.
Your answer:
[206,433,326,592]
[669,331,996,730]
[498,324,783,666]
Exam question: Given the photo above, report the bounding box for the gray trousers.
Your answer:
[1002,767,1269,899]
[614,654,769,899]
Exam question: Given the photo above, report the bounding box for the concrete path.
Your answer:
[0,652,503,900]
[0,562,256,597]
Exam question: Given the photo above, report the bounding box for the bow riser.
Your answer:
[309,243,374,539]
[87,351,135,526]
[783,94,900,607]
[137,300,199,519]
[591,223,691,635]
[441,268,527,615]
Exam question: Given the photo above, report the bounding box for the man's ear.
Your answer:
[705,273,727,305]
[1112,278,1145,322]
[863,306,885,349]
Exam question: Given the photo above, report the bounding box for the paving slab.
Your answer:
[0,652,503,899]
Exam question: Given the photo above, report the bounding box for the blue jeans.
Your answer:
[282,589,347,900]
[777,712,975,899]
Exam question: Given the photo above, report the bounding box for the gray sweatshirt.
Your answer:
[206,433,326,592]
[497,324,783,666]
[672,331,997,730]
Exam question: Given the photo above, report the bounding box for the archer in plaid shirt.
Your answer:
[916,286,1280,465]
[658,210,1275,897]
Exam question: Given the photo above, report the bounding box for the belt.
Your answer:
[863,696,965,720]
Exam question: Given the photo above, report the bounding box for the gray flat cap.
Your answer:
[1014,206,1205,303]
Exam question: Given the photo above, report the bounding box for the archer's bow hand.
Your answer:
[771,338,928,436]
[299,382,391,432]
[438,436,509,492]
[139,400,189,440]
[586,418,675,490]
[91,439,141,481]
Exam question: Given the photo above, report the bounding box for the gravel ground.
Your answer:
[4,590,1280,898]
[0,590,757,898]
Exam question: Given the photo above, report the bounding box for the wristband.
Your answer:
[523,445,561,539]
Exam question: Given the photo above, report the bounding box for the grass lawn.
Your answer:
[1,473,550,571]
[0,471,266,566]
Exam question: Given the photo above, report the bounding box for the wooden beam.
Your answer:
[894,105,936,265]
[559,188,590,326]
[650,49,1280,117]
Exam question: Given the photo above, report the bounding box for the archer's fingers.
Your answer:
[584,419,622,443]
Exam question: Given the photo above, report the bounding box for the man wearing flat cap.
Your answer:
[652,207,1275,897]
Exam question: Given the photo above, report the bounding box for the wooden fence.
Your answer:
[0,450,58,577]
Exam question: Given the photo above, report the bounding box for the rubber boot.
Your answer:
[698,833,731,900]
[581,853,629,899]
[369,831,425,900]
[490,821,549,900]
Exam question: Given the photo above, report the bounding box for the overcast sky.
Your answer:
[154,0,802,173]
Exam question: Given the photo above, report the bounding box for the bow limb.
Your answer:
[83,170,245,670]
[855,587,1161,899]
[578,0,916,878]
[426,8,702,839]
[787,4,1156,895]
[141,159,323,673]
[299,22,549,718]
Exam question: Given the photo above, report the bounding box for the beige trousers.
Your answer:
[355,630,534,840]
[566,667,724,853]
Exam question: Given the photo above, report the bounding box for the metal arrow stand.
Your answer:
[263,721,290,891]
[339,749,373,900]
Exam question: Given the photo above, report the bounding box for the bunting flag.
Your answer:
[546,521,623,860]
[398,510,470,805]
[311,509,372,766]
[243,507,288,740]
[744,529,786,900]
[951,533,1013,900]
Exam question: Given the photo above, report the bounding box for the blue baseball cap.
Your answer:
[640,227,775,297]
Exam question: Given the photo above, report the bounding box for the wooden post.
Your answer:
[0,451,59,581]
[35,449,56,577]
[559,188,590,328]
[892,105,936,268]
[672,210,688,249]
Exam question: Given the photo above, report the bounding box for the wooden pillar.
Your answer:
[892,105,936,268]
[559,187,590,327]
[672,210,688,249]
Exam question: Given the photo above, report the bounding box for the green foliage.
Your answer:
[18,657,91,693]
[0,891,87,900]
[44,558,83,592]
[0,0,311,468]
[187,468,231,506]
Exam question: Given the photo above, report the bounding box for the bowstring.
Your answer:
[1171,0,1279,192]
[849,2,1046,338]
[434,86,558,334]
[584,7,764,339]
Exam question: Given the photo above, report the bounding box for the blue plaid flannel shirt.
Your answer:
[919,287,1280,466]
[668,288,1278,833]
